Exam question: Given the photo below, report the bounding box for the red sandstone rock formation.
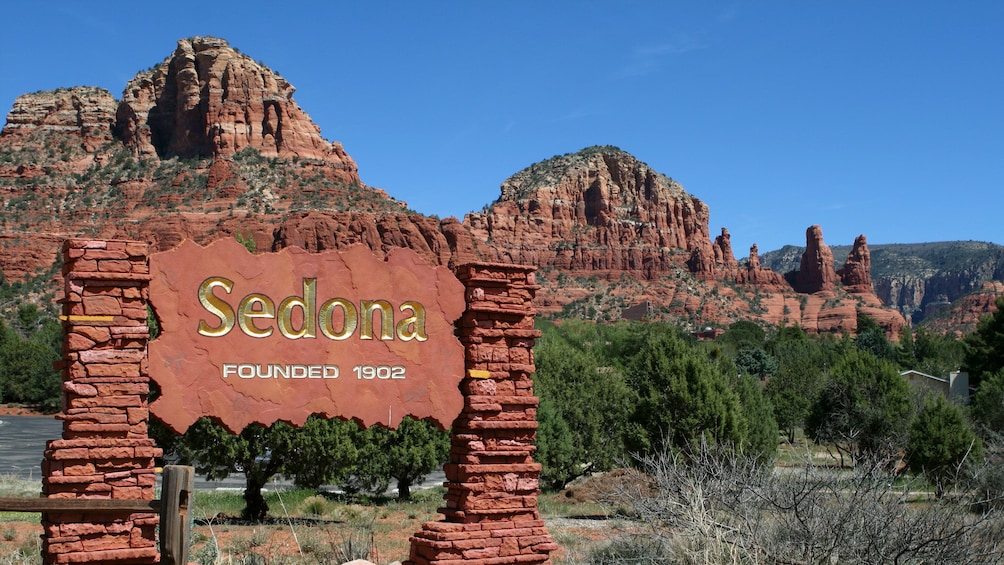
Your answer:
[115,36,358,183]
[714,228,738,268]
[795,225,837,293]
[0,37,404,273]
[205,158,247,197]
[839,234,873,292]
[749,244,762,271]
[856,292,908,338]
[0,87,116,179]
[466,147,709,277]
[922,280,1004,337]
[271,211,474,268]
[688,242,717,280]
[1,87,115,151]
[685,227,742,281]
[739,243,788,287]
[0,38,912,338]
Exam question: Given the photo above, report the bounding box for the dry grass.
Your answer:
[0,478,624,565]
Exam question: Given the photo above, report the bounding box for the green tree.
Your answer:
[534,399,578,490]
[856,311,883,334]
[912,328,966,378]
[896,328,917,368]
[167,418,290,521]
[234,231,257,253]
[806,349,913,464]
[907,394,982,498]
[772,323,808,344]
[346,417,449,500]
[158,415,361,520]
[534,323,634,489]
[285,416,361,490]
[0,311,61,411]
[734,347,778,380]
[769,324,849,372]
[27,314,62,411]
[764,325,830,442]
[855,313,896,361]
[969,368,1004,436]
[731,372,778,461]
[965,295,1004,385]
[624,326,746,457]
[765,371,809,443]
[718,320,766,350]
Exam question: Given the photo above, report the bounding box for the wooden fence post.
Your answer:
[159,465,194,565]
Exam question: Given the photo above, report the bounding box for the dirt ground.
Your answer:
[0,404,628,563]
[0,404,48,417]
[0,509,621,564]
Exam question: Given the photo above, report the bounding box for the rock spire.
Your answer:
[795,225,837,293]
[839,234,873,292]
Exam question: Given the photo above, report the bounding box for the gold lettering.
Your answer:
[278,278,316,339]
[360,300,394,340]
[198,277,236,337]
[197,277,428,342]
[396,301,428,341]
[238,293,275,338]
[319,298,357,340]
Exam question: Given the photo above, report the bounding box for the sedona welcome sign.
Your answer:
[147,238,466,433]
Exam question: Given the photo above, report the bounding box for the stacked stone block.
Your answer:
[408,263,557,565]
[41,240,161,564]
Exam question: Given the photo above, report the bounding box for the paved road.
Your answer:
[0,415,59,480]
[0,415,446,494]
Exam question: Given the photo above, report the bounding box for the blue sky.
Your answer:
[1,2,1000,255]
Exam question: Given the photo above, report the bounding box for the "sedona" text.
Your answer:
[197,277,428,341]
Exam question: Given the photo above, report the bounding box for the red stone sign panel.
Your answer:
[147,238,466,433]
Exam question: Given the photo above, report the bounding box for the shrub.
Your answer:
[599,443,1004,564]
[587,535,670,564]
[300,495,328,516]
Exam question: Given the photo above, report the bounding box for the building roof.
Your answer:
[899,369,948,384]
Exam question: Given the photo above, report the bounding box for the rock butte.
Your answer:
[0,36,910,336]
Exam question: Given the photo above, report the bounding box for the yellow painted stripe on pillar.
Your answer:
[59,315,115,322]
[467,369,492,379]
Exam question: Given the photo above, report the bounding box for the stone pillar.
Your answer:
[407,263,557,565]
[41,239,161,564]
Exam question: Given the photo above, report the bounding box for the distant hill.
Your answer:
[760,241,1004,325]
